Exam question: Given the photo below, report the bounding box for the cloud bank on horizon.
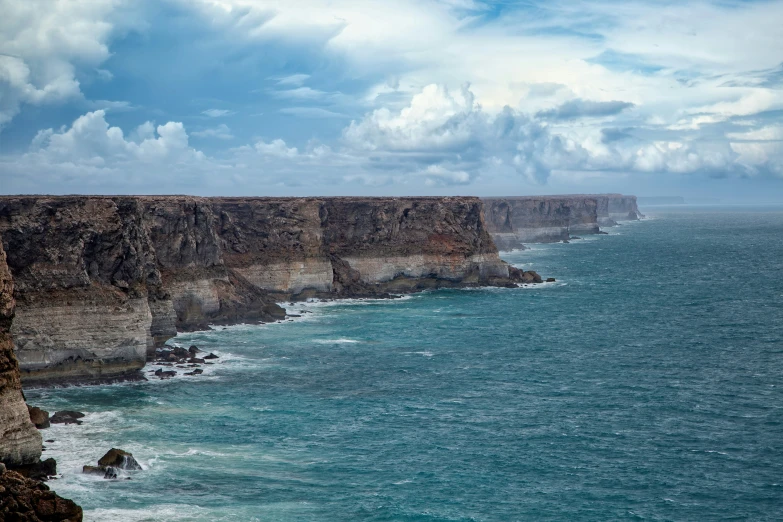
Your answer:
[1,0,782,199]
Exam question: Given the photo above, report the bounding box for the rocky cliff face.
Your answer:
[0,198,161,385]
[0,239,42,466]
[482,194,641,250]
[0,196,521,385]
[482,196,600,250]
[606,194,644,221]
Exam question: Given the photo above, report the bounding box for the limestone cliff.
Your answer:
[0,196,522,385]
[0,198,161,385]
[606,194,644,221]
[482,196,600,250]
[0,238,42,466]
[482,194,642,250]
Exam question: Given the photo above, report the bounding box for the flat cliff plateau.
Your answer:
[482,194,642,250]
[0,196,530,386]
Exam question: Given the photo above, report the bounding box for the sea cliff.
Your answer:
[0,239,41,466]
[482,194,642,250]
[0,196,527,386]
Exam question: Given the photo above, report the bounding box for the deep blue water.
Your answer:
[28,207,783,521]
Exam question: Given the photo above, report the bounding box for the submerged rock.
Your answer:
[50,411,85,425]
[204,353,219,360]
[97,448,142,471]
[27,405,50,429]
[172,346,190,359]
[185,369,203,376]
[188,345,201,356]
[546,278,556,283]
[154,369,176,379]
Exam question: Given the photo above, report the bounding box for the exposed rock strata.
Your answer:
[0,239,82,518]
[0,198,160,385]
[482,194,642,250]
[0,196,524,385]
[0,238,42,466]
[606,194,644,221]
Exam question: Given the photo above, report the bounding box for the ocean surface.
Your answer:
[28,206,783,521]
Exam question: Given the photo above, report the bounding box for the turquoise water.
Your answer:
[28,207,783,521]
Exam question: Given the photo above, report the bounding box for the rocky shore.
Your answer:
[0,196,542,387]
[0,193,636,518]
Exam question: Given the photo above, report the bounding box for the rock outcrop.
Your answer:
[0,198,160,385]
[482,194,642,250]
[0,196,524,385]
[1,238,82,518]
[0,238,42,466]
[0,467,83,521]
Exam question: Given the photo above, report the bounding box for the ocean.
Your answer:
[27,206,783,521]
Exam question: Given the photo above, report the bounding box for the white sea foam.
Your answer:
[313,338,360,344]
[84,505,212,522]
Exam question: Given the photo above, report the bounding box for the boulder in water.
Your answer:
[28,405,50,429]
[97,448,142,471]
[172,346,190,359]
[50,411,85,425]
[204,353,219,360]
[154,369,176,379]
[521,271,543,284]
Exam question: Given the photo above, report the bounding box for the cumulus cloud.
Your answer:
[23,110,204,169]
[343,83,587,183]
[253,138,299,158]
[0,0,118,128]
[2,0,782,194]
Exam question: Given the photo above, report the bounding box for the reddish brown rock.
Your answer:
[27,406,50,430]
[0,469,82,521]
[97,448,142,471]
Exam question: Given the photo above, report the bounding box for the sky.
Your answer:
[1,0,782,201]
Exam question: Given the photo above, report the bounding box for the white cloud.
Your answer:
[25,110,204,167]
[0,0,119,128]
[202,109,235,117]
[420,164,471,186]
[279,107,345,118]
[273,73,310,86]
[342,83,585,183]
[253,138,299,158]
[192,123,234,140]
[2,1,782,193]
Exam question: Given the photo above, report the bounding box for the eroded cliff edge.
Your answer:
[0,238,84,520]
[0,239,42,466]
[482,194,642,250]
[0,196,526,386]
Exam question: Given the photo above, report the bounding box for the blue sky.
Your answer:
[1,0,782,200]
